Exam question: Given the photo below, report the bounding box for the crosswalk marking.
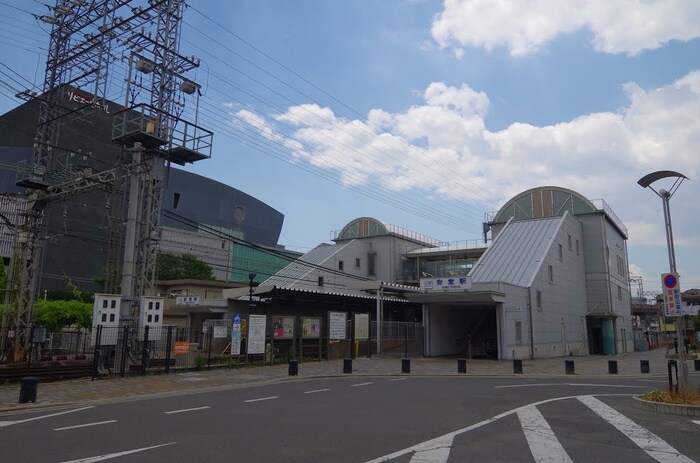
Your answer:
[366,394,694,463]
[578,395,693,463]
[517,406,573,463]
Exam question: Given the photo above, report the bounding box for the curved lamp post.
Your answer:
[637,170,689,397]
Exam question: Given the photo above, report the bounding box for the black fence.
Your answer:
[0,320,425,380]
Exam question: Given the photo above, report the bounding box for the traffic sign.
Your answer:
[661,273,682,317]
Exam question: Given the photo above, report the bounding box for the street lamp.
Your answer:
[637,170,689,397]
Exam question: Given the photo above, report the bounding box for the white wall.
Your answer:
[527,213,588,358]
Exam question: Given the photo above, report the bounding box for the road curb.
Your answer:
[631,396,700,417]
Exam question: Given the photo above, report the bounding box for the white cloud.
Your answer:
[431,0,700,56]
[240,71,700,255]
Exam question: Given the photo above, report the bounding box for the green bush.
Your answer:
[194,354,206,370]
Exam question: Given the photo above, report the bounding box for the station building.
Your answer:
[227,186,634,359]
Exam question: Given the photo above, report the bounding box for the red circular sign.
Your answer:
[663,274,677,289]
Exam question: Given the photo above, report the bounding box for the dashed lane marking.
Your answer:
[389,378,407,382]
[304,389,332,394]
[496,383,646,389]
[58,442,176,462]
[244,396,279,403]
[351,382,374,387]
[164,406,211,415]
[54,420,117,431]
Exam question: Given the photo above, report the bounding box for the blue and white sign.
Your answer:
[661,273,682,317]
[420,276,471,292]
[231,314,242,356]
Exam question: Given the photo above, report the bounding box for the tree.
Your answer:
[157,252,214,281]
[34,299,92,331]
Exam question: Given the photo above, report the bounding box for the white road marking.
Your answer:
[58,442,176,462]
[389,378,407,382]
[304,389,332,394]
[693,420,700,426]
[54,420,117,431]
[365,394,633,463]
[517,406,573,463]
[164,406,211,415]
[0,406,94,428]
[496,383,646,389]
[578,395,693,463]
[408,435,454,463]
[351,382,374,387]
[636,379,669,383]
[244,396,279,403]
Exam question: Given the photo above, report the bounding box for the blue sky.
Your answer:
[1,0,699,294]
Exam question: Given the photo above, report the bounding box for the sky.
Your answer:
[0,0,698,295]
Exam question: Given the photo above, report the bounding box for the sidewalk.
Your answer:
[1,347,695,414]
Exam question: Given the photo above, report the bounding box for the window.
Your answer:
[568,234,572,250]
[148,314,152,323]
[318,276,324,287]
[155,314,159,322]
[548,265,554,284]
[101,314,107,322]
[558,244,563,261]
[536,290,542,310]
[109,314,115,322]
[110,300,116,309]
[576,239,580,255]
[616,255,626,277]
[368,252,376,277]
[355,258,361,268]
[102,300,108,309]
[338,260,344,271]
[617,285,622,300]
[515,321,522,344]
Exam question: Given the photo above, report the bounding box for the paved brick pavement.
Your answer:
[1,346,697,414]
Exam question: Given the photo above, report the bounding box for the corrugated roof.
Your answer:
[261,241,354,289]
[470,216,563,287]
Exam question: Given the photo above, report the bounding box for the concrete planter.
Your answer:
[632,396,700,417]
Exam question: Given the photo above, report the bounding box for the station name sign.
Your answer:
[420,276,471,292]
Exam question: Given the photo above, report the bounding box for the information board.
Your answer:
[329,312,347,340]
[273,316,295,339]
[247,315,266,354]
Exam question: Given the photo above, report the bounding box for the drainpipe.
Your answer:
[527,287,535,359]
[376,286,383,354]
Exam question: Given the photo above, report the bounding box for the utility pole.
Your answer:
[1,0,212,365]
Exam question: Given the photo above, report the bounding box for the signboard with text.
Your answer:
[420,276,471,292]
[247,315,266,354]
[302,317,321,339]
[231,314,241,356]
[354,313,369,340]
[273,316,295,339]
[661,273,682,317]
[329,312,347,340]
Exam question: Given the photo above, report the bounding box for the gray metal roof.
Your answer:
[470,216,563,287]
[261,241,354,289]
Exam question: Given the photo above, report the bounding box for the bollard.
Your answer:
[401,358,411,373]
[667,360,678,394]
[513,359,523,374]
[457,358,467,374]
[343,358,352,374]
[695,359,700,372]
[288,359,299,376]
[18,377,38,403]
[640,360,650,374]
[608,360,618,374]
[565,360,575,375]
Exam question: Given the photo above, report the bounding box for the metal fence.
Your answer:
[0,320,425,378]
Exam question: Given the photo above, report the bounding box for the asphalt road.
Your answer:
[1,375,697,462]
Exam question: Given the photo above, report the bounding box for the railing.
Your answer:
[590,198,628,238]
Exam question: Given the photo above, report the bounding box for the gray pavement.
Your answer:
[1,347,697,414]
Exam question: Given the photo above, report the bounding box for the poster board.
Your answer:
[273,316,296,339]
[302,317,321,339]
[355,313,369,340]
[247,315,266,355]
